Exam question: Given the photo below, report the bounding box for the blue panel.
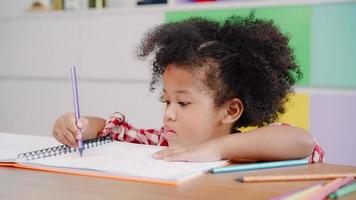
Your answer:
[311,3,356,88]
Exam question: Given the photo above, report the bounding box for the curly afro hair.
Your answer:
[137,14,302,131]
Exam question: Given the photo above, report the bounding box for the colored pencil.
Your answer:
[284,184,323,200]
[236,173,356,183]
[270,183,323,200]
[71,65,84,157]
[208,159,309,174]
[328,182,356,199]
[300,177,353,200]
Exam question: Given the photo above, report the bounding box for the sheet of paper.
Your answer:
[22,141,227,181]
[0,132,60,160]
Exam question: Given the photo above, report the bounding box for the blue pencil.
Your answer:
[207,159,309,174]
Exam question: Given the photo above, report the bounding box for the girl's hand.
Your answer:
[52,112,89,147]
[152,134,223,162]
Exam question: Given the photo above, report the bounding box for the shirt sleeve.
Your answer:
[269,122,324,163]
[98,112,169,146]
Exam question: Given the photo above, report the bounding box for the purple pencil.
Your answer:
[71,65,84,156]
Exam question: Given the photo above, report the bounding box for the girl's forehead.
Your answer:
[163,64,211,95]
[164,63,206,79]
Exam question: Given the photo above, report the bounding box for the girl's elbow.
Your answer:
[296,129,315,157]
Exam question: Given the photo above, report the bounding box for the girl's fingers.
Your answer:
[75,118,88,140]
[63,128,78,147]
[152,148,170,159]
[77,117,89,133]
[53,112,81,147]
[152,148,176,159]
[165,152,189,162]
[56,128,74,147]
[152,148,189,161]
[68,123,82,140]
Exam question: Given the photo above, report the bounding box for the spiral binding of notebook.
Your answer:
[16,136,113,161]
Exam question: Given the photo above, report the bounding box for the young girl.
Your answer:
[53,15,322,163]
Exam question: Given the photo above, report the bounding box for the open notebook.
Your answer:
[0,135,227,185]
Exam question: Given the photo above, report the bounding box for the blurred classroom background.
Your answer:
[0,0,355,165]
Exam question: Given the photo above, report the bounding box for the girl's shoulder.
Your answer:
[268,122,293,126]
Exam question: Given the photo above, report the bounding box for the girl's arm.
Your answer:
[217,125,315,161]
[53,112,167,147]
[98,112,168,146]
[153,125,315,162]
[80,116,106,140]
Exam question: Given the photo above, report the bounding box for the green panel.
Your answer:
[166,6,312,85]
[311,3,356,88]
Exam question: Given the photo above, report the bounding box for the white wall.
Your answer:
[0,0,35,18]
[0,9,165,136]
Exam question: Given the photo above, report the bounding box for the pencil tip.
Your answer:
[79,149,83,157]
[235,177,243,182]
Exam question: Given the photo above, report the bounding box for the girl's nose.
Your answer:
[164,104,177,123]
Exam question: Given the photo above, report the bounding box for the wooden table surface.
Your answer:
[1,163,356,200]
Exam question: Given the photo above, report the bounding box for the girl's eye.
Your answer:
[159,95,165,102]
[162,100,170,105]
[159,96,170,105]
[178,102,190,107]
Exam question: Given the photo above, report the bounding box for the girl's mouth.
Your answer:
[164,127,177,135]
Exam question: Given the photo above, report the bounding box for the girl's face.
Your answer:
[162,64,231,145]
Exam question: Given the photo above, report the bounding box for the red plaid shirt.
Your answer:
[99,112,169,146]
[99,112,324,163]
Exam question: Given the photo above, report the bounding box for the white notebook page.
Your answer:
[20,141,227,182]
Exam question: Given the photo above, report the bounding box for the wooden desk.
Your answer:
[1,163,355,200]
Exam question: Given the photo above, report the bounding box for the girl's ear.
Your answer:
[221,98,243,124]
